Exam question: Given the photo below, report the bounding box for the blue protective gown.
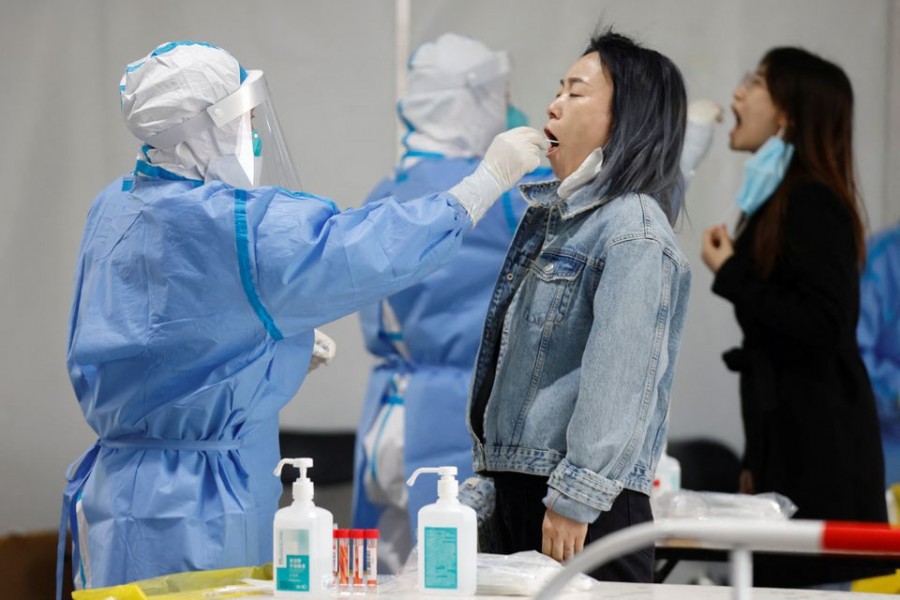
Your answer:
[350,157,552,544]
[62,163,471,591]
[858,224,900,485]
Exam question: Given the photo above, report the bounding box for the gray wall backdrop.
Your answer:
[1,0,898,535]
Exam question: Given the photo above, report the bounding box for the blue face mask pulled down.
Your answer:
[506,105,528,129]
[735,135,795,216]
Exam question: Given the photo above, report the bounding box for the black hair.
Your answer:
[583,29,687,223]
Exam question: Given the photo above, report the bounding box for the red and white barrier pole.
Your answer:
[534,519,900,600]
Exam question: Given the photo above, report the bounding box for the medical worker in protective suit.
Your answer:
[350,33,723,572]
[59,40,545,596]
[858,222,900,486]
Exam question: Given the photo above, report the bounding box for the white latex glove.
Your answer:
[688,98,724,125]
[680,99,724,177]
[308,329,336,373]
[449,127,548,224]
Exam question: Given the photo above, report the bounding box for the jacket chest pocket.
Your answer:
[519,253,584,326]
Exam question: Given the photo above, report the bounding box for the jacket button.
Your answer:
[506,273,514,281]
[544,263,554,273]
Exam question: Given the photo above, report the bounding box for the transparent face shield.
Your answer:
[142,69,301,190]
[247,74,302,190]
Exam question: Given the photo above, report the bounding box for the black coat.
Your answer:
[713,179,889,587]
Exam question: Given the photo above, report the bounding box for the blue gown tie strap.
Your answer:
[56,437,244,599]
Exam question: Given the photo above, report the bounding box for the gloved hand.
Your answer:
[688,98,724,125]
[680,99,724,178]
[449,127,548,224]
[308,329,336,373]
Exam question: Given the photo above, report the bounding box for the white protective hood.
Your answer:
[399,33,510,164]
[121,41,299,189]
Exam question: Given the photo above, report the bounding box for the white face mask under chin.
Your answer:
[557,147,604,199]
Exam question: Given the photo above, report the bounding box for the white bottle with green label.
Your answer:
[407,466,476,596]
[272,458,334,598]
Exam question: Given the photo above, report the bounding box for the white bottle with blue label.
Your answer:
[273,458,334,598]
[406,466,476,596]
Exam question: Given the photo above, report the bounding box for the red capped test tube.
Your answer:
[364,529,379,588]
[335,529,350,589]
[331,526,338,583]
[351,529,365,588]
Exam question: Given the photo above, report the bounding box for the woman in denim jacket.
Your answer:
[464,30,691,582]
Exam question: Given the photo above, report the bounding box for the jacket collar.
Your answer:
[519,175,613,220]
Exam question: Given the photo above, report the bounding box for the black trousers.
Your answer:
[491,471,654,582]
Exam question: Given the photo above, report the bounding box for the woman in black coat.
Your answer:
[701,47,889,588]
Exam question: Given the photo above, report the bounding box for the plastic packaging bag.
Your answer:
[72,564,273,599]
[652,490,798,521]
[383,548,600,596]
[475,551,600,596]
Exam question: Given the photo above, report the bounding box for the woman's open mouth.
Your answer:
[730,106,742,136]
[544,128,559,156]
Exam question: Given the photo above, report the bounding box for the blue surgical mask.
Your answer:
[506,105,528,129]
[734,134,794,216]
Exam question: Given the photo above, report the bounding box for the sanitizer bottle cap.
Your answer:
[273,457,315,502]
[406,466,459,500]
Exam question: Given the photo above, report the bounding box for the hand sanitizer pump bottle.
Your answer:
[273,458,334,598]
[406,466,476,596]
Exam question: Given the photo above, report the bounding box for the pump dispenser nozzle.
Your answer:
[406,466,459,501]
[274,457,316,503]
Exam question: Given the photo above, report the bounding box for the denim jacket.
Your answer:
[466,177,691,523]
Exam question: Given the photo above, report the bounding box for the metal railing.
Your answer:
[534,519,900,600]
